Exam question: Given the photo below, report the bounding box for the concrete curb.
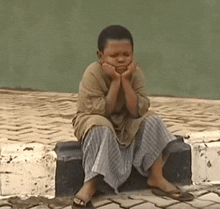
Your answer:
[55,136,192,197]
[185,131,220,185]
[1,131,220,198]
[0,138,56,197]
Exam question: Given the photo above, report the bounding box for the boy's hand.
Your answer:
[102,63,120,81]
[121,60,137,80]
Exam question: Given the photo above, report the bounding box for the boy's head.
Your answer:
[97,25,133,52]
[97,25,134,74]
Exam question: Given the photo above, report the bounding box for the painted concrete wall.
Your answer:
[1,0,220,99]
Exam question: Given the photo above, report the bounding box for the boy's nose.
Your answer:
[117,56,125,62]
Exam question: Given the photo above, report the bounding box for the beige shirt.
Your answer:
[72,61,152,147]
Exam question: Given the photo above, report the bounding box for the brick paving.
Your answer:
[1,89,220,145]
[0,88,220,208]
[1,186,220,208]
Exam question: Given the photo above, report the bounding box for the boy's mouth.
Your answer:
[117,66,127,70]
[116,66,127,74]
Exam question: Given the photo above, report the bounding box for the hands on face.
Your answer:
[102,63,120,80]
[102,61,137,81]
[121,60,137,80]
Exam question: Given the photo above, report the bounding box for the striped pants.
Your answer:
[81,114,175,193]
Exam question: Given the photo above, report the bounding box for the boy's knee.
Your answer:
[140,114,166,130]
[90,125,112,133]
[145,114,161,123]
[89,115,111,125]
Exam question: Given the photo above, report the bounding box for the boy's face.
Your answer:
[98,39,133,74]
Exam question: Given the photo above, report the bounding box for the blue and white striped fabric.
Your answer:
[82,114,175,193]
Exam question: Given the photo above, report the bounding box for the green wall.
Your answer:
[1,0,220,99]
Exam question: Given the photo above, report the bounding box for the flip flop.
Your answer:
[72,195,95,209]
[150,186,194,201]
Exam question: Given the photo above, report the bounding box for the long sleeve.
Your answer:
[132,67,150,117]
[77,62,108,116]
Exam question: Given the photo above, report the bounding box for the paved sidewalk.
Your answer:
[1,89,220,144]
[0,88,220,208]
[0,185,220,208]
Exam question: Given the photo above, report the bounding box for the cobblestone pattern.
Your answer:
[149,96,220,136]
[1,89,220,146]
[0,89,77,146]
[0,185,220,208]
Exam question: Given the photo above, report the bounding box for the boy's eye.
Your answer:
[110,54,118,58]
[124,53,130,57]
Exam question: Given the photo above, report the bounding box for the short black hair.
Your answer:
[97,25,133,52]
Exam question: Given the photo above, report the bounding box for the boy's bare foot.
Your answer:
[73,178,97,206]
[147,176,177,192]
[147,176,194,201]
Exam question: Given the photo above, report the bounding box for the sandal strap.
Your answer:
[169,189,182,194]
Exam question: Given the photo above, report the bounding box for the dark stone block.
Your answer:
[163,135,192,185]
[55,136,191,197]
[55,141,83,197]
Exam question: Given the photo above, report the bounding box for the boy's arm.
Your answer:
[102,63,121,115]
[121,77,138,117]
[121,61,139,117]
[121,62,150,117]
[105,78,121,114]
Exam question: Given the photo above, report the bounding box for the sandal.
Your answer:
[72,195,95,209]
[150,186,194,201]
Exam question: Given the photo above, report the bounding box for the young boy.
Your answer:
[72,25,193,208]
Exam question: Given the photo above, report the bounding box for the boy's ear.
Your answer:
[97,51,103,63]
[97,51,102,59]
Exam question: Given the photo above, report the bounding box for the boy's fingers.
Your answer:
[128,62,136,71]
[102,63,114,70]
[102,63,110,71]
